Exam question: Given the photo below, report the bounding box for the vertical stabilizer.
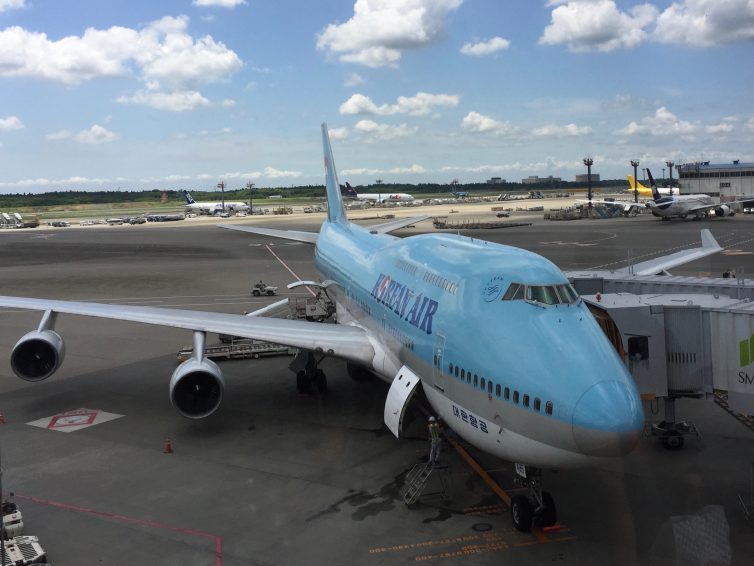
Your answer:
[322,123,348,224]
[182,190,196,205]
[645,169,662,201]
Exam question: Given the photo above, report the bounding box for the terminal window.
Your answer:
[628,336,649,361]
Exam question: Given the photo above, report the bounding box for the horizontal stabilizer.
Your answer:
[619,229,721,276]
[366,215,431,234]
[218,224,318,243]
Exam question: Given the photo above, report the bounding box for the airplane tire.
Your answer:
[315,369,327,394]
[296,371,310,394]
[511,495,533,532]
[267,290,274,296]
[536,491,557,527]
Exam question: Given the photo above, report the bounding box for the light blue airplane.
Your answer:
[1,124,654,532]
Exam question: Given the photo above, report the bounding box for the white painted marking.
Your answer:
[27,408,124,433]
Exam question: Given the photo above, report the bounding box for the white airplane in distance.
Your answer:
[344,182,414,203]
[0,125,723,532]
[645,169,743,220]
[182,190,250,215]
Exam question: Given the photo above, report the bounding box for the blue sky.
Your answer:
[0,0,752,192]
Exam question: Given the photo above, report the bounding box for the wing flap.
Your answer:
[218,224,318,243]
[366,215,431,234]
[0,296,373,364]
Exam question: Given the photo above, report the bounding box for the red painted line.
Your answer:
[14,493,222,565]
[264,244,317,297]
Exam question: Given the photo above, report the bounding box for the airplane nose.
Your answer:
[572,381,644,457]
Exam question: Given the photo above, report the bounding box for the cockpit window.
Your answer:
[502,282,579,305]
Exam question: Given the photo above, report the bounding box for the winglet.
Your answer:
[322,123,347,224]
[701,228,721,251]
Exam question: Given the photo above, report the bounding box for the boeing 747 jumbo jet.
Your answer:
[182,190,249,215]
[645,169,743,220]
[3,124,693,532]
[344,182,414,203]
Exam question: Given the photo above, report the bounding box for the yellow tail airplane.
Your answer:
[628,175,673,197]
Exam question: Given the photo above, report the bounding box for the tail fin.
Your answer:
[182,190,196,205]
[344,182,359,199]
[627,175,649,191]
[645,169,662,201]
[322,123,347,224]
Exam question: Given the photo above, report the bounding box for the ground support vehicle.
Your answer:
[2,500,23,538]
[178,339,295,362]
[251,282,278,296]
[2,535,47,564]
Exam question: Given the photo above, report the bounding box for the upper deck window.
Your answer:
[502,282,579,305]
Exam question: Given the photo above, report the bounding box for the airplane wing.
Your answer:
[219,224,318,243]
[0,296,374,364]
[576,199,643,209]
[365,215,431,234]
[688,200,749,215]
[615,229,721,276]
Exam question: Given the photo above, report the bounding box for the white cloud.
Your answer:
[461,111,520,135]
[219,98,236,107]
[389,164,425,174]
[317,0,463,67]
[192,0,246,7]
[460,36,510,56]
[263,166,302,179]
[531,123,592,137]
[540,1,658,52]
[353,120,418,140]
[342,167,382,176]
[340,92,459,116]
[45,129,72,140]
[75,124,118,144]
[344,72,364,87]
[328,127,349,140]
[616,107,698,136]
[0,15,242,89]
[0,115,23,131]
[746,118,754,132]
[117,90,211,112]
[654,0,754,47]
[0,0,25,13]
[705,122,735,134]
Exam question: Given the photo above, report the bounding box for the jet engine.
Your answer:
[10,330,65,382]
[714,205,735,217]
[169,357,224,419]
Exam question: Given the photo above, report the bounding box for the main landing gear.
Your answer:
[293,350,328,394]
[510,464,557,532]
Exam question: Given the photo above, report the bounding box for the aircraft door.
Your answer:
[433,334,446,385]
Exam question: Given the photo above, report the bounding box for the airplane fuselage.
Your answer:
[354,193,414,203]
[314,221,643,469]
[648,195,714,218]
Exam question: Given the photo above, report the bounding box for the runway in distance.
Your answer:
[4,125,729,532]
[645,169,742,220]
[344,182,415,203]
[182,189,250,214]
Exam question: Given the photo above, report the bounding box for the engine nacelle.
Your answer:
[10,330,65,382]
[714,204,735,217]
[169,358,225,419]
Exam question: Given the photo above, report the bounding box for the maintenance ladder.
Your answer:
[400,462,449,505]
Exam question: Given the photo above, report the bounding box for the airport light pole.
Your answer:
[666,160,674,194]
[583,157,594,203]
[376,179,383,206]
[643,168,646,183]
[631,159,640,203]
[246,182,255,214]
[217,181,225,212]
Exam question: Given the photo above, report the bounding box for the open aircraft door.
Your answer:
[384,366,421,438]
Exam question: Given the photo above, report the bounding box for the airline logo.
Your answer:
[371,273,439,335]
[739,333,754,367]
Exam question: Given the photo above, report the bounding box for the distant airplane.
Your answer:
[182,190,250,214]
[645,168,743,220]
[451,190,469,198]
[344,182,414,203]
[4,125,726,532]
[628,175,673,197]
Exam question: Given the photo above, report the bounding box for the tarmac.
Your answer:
[1,203,754,564]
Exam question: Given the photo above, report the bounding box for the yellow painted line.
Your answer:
[446,435,549,543]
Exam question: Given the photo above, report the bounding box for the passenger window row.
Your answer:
[448,362,554,416]
[395,259,418,276]
[423,271,459,295]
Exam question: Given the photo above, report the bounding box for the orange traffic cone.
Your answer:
[163,438,173,454]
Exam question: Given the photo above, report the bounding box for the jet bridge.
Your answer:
[582,292,754,447]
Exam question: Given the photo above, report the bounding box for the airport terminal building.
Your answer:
[678,161,754,200]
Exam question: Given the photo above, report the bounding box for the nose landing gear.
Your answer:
[510,464,557,532]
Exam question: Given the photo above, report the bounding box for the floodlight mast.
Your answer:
[631,159,640,203]
[583,157,594,203]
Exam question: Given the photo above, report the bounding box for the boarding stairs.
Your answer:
[400,462,449,505]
